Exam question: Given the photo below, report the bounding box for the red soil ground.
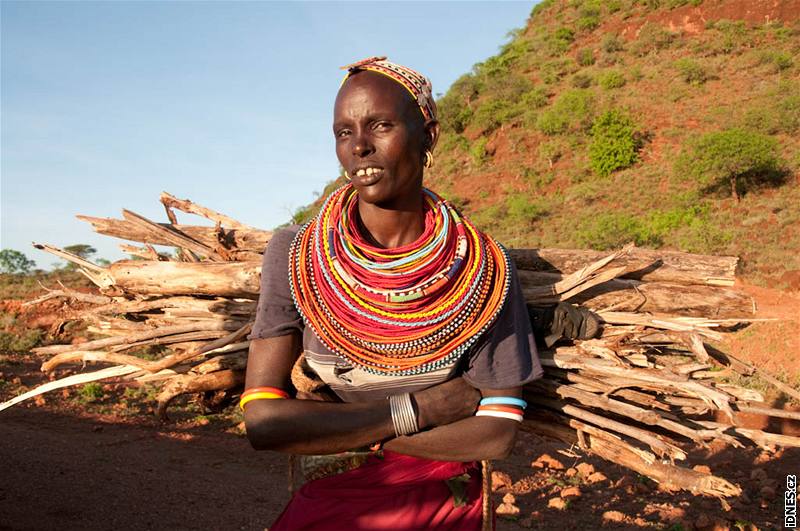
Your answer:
[1,284,798,530]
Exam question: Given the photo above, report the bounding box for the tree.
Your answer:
[61,244,97,270]
[63,244,97,259]
[675,128,781,201]
[0,249,36,274]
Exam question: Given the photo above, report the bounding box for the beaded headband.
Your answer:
[340,56,437,122]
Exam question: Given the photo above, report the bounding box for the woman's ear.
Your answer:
[424,119,440,152]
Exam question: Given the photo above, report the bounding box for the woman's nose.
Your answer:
[352,133,374,157]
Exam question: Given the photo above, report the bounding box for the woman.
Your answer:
[243,57,543,530]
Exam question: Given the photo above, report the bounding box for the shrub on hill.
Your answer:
[576,48,595,66]
[537,89,595,135]
[589,110,640,177]
[758,49,794,72]
[631,23,678,56]
[598,70,626,89]
[571,73,593,88]
[601,35,624,53]
[674,58,709,84]
[674,128,783,201]
[437,74,481,134]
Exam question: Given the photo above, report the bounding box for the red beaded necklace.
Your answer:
[289,184,510,375]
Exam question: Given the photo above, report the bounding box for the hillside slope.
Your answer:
[418,0,800,288]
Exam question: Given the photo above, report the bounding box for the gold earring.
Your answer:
[424,150,433,169]
[344,171,350,180]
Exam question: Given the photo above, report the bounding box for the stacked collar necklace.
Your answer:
[289,184,510,375]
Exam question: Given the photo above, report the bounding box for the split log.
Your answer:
[508,248,738,286]
[520,273,754,317]
[121,209,226,261]
[103,260,261,298]
[156,369,244,419]
[529,379,742,447]
[77,214,269,259]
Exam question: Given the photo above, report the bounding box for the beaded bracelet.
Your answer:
[478,404,524,415]
[239,386,290,410]
[479,396,527,409]
[475,410,524,423]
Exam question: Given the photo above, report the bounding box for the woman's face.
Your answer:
[333,72,436,209]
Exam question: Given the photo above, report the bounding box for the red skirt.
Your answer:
[269,450,487,530]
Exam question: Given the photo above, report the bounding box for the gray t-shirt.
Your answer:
[250,225,542,402]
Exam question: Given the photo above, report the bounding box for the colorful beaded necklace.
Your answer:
[289,184,510,375]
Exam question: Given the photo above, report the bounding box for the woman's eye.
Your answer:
[374,122,392,131]
[336,129,351,138]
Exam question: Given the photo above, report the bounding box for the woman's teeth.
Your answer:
[355,167,382,177]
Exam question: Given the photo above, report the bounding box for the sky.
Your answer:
[1,1,537,268]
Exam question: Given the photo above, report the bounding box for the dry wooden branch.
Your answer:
[160,192,257,230]
[508,248,738,286]
[34,321,243,356]
[22,282,112,307]
[121,209,226,261]
[156,369,244,419]
[76,214,269,259]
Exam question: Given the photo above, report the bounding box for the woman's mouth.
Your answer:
[353,167,384,185]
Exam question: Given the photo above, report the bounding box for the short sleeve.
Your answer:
[248,225,304,340]
[461,261,543,388]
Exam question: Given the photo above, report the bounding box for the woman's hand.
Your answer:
[413,377,481,429]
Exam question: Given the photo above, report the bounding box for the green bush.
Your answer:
[79,383,104,403]
[470,137,490,167]
[548,27,576,54]
[601,35,624,53]
[520,87,549,109]
[576,48,595,66]
[506,194,548,224]
[473,99,518,132]
[575,205,712,250]
[577,15,600,32]
[536,89,595,135]
[571,73,593,88]
[706,19,752,55]
[674,128,782,200]
[742,91,800,135]
[0,329,44,353]
[589,110,640,176]
[598,70,626,89]
[758,50,794,72]
[575,212,644,250]
[631,23,677,56]
[674,58,709,84]
[540,59,574,84]
[437,73,481,134]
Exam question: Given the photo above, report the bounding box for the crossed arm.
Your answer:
[243,333,522,461]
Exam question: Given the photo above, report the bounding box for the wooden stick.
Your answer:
[529,396,687,460]
[121,209,225,261]
[76,214,270,257]
[34,321,243,356]
[0,365,140,412]
[160,192,257,230]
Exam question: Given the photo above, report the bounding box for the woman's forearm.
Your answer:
[244,377,481,455]
[244,398,395,455]
[383,416,519,461]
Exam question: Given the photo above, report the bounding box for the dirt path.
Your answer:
[0,407,291,530]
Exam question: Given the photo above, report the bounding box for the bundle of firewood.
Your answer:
[3,192,799,498]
